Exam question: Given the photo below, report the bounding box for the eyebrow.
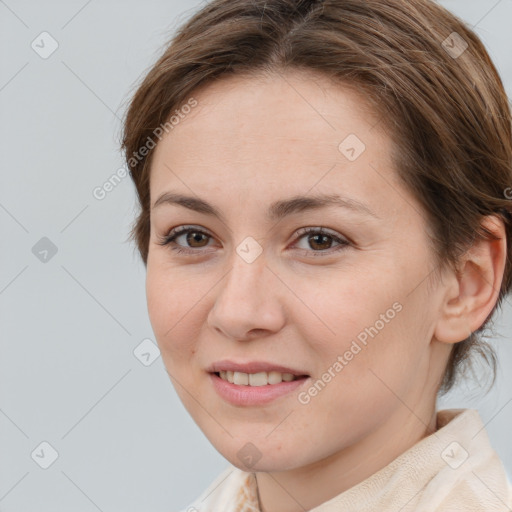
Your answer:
[151,191,380,222]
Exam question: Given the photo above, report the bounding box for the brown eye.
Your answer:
[307,233,334,250]
[156,226,216,255]
[293,227,350,255]
[185,231,210,248]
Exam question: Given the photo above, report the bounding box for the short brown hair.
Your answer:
[121,0,512,395]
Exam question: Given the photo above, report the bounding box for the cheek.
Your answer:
[290,266,399,350]
[291,266,422,389]
[145,262,204,360]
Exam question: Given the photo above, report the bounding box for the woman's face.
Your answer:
[146,70,452,472]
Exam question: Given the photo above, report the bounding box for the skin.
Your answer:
[145,70,507,512]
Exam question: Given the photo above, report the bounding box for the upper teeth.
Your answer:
[219,371,298,386]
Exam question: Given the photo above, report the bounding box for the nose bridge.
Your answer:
[208,244,285,339]
[219,246,269,308]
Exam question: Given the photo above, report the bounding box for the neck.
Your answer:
[255,404,438,512]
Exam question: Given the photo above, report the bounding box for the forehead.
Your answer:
[149,70,398,210]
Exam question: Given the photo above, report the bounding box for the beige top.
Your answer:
[180,409,512,511]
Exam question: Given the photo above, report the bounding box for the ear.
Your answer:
[434,215,507,344]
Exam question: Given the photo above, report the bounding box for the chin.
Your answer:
[226,450,302,473]
[207,432,309,473]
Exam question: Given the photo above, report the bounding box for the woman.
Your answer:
[121,0,512,510]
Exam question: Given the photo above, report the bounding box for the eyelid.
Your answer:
[293,226,349,243]
[156,225,216,248]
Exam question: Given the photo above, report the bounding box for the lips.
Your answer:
[208,362,311,406]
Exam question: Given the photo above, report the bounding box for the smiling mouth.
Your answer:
[213,370,309,386]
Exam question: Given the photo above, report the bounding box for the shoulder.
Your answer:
[415,408,512,511]
[177,464,259,512]
[417,462,512,511]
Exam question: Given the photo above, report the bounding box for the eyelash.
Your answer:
[156,225,350,257]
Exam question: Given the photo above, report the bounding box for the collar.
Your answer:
[190,409,511,512]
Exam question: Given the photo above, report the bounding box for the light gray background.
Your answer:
[0,1,511,511]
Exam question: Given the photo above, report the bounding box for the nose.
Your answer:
[207,251,286,341]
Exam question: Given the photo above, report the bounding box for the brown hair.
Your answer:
[120,0,512,395]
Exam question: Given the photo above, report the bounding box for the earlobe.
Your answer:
[434,215,507,345]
